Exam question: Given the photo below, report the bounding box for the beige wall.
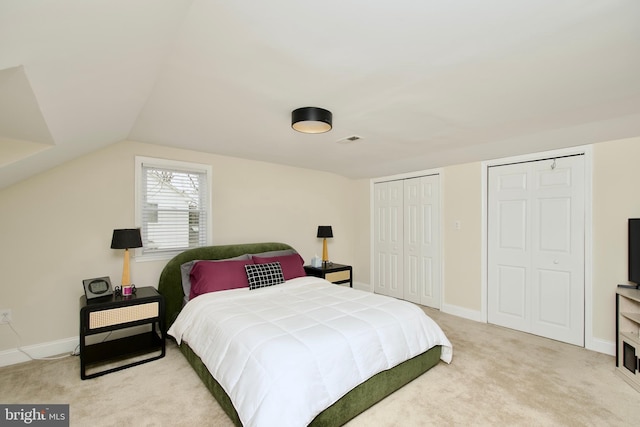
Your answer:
[592,137,640,341]
[351,179,372,285]
[0,140,360,352]
[2,136,639,356]
[442,162,483,312]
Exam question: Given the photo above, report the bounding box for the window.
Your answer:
[135,157,212,260]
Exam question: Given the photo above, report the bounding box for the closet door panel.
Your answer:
[374,181,403,298]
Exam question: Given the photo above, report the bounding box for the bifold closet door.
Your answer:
[374,175,441,308]
[487,156,585,346]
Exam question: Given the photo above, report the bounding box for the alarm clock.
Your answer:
[82,276,113,300]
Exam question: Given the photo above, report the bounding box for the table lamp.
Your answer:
[111,228,143,296]
[317,226,333,267]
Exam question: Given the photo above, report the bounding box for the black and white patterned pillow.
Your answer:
[245,262,285,290]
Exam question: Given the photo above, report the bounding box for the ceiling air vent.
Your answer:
[336,135,363,144]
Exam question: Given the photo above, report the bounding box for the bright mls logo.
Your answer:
[0,405,69,426]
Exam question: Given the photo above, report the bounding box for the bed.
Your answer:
[158,242,452,427]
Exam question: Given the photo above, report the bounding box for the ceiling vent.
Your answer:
[336,135,363,144]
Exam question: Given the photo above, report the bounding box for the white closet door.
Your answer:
[373,180,403,299]
[488,156,585,346]
[404,175,441,308]
[487,164,531,333]
[530,157,584,345]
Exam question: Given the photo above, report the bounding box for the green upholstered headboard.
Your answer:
[157,242,295,330]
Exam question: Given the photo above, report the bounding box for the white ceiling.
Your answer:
[1,0,639,189]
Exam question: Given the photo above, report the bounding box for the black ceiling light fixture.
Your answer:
[291,107,332,134]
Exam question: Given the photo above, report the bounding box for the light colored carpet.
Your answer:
[1,307,638,426]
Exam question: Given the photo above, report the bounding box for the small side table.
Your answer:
[304,263,353,287]
[79,286,165,379]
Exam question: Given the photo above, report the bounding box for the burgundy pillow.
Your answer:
[252,253,305,280]
[189,259,254,299]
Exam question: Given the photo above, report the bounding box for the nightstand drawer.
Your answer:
[88,301,159,329]
[304,263,353,287]
[325,270,350,283]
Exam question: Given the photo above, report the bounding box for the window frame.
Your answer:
[135,156,213,261]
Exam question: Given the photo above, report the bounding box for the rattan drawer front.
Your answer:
[325,270,350,283]
[89,302,159,329]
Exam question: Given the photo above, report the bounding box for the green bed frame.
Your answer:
[158,242,443,427]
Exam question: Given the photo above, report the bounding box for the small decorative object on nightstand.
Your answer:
[79,286,165,379]
[82,276,113,300]
[304,263,352,288]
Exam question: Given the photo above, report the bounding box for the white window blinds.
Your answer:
[137,158,211,258]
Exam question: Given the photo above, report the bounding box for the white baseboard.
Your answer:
[441,303,484,322]
[0,336,78,368]
[353,281,372,292]
[586,336,615,356]
[440,303,616,356]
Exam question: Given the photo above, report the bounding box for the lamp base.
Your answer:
[121,248,132,287]
[322,238,329,264]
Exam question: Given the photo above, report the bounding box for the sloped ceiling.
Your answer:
[0,66,54,167]
[1,0,639,189]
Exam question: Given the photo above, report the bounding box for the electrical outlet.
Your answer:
[0,309,11,324]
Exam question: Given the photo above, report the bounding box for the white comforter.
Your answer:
[168,276,452,427]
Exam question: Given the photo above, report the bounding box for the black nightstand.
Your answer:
[79,286,165,379]
[304,263,353,287]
